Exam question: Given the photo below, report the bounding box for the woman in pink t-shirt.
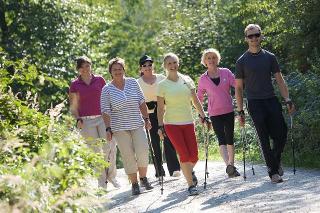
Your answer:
[69,56,120,189]
[197,48,240,178]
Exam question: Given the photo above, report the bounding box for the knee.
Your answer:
[219,141,226,146]
[190,156,199,164]
[226,141,234,146]
[189,149,198,163]
[179,155,189,163]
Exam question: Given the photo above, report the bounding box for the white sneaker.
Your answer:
[109,178,121,188]
[172,170,181,177]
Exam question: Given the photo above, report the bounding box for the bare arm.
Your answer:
[235,79,244,111]
[274,72,289,100]
[69,92,83,128]
[139,101,149,119]
[274,72,295,114]
[102,112,111,129]
[139,101,151,130]
[157,96,165,126]
[191,89,205,118]
[69,92,80,119]
[235,78,245,126]
[102,112,112,141]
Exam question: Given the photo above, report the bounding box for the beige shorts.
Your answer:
[113,127,149,174]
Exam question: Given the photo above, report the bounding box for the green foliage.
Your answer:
[0,57,108,211]
[1,0,320,210]
[0,0,112,110]
[282,71,320,168]
[103,0,165,78]
[157,0,218,79]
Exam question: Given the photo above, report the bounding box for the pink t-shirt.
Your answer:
[197,68,235,116]
[69,75,106,117]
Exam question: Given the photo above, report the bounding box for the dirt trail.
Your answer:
[101,161,320,213]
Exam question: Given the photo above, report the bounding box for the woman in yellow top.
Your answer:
[157,53,208,196]
[137,55,181,178]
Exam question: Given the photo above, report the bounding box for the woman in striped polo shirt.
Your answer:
[100,57,153,196]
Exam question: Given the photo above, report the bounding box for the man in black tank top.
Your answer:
[235,24,295,183]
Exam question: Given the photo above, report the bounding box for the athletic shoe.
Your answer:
[271,174,283,184]
[172,170,181,177]
[192,171,198,186]
[226,165,241,178]
[109,178,121,188]
[140,177,154,190]
[188,185,199,196]
[132,182,140,195]
[233,168,241,177]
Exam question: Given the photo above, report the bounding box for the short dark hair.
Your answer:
[75,56,92,70]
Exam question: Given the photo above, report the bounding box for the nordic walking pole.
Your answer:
[250,130,256,176]
[159,137,164,194]
[242,127,247,180]
[104,142,113,185]
[290,115,296,175]
[146,130,163,194]
[203,123,210,189]
[244,126,255,176]
[244,99,255,175]
[201,116,210,189]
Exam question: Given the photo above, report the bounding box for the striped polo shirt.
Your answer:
[100,77,145,132]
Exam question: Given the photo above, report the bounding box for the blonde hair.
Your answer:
[201,48,221,67]
[162,52,179,69]
[244,24,261,36]
[108,57,125,73]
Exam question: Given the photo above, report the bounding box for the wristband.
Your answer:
[237,110,245,116]
[285,100,293,108]
[106,127,112,132]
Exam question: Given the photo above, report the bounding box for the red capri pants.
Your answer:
[164,124,198,163]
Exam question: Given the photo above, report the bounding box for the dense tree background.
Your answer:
[0,0,319,211]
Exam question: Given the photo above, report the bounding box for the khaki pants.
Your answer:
[80,116,117,188]
[113,127,149,174]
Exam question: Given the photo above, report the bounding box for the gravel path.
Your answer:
[102,161,320,213]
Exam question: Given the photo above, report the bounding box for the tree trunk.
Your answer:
[0,0,8,45]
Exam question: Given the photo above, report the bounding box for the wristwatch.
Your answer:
[106,127,112,132]
[76,118,83,127]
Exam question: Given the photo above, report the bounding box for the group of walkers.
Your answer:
[68,24,295,197]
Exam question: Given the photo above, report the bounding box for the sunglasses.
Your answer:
[141,64,152,67]
[246,33,261,39]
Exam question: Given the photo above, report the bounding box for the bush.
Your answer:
[0,56,109,211]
